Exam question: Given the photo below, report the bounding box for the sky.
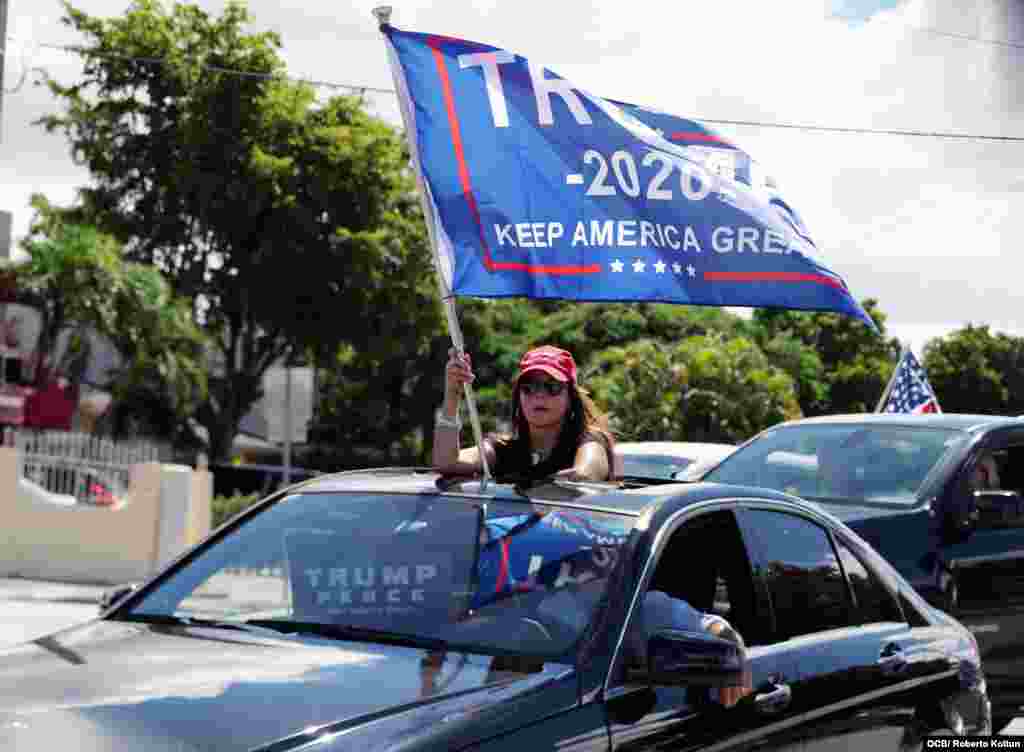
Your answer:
[2,0,1023,356]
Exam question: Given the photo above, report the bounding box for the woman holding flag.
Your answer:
[432,344,617,482]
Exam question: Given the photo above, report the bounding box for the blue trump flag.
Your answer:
[382,24,876,329]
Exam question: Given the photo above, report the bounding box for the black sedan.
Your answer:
[0,468,989,750]
[697,412,1024,731]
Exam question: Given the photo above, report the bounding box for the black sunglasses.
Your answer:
[520,380,567,397]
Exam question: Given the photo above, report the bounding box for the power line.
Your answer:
[5,35,1024,143]
[699,117,1024,143]
[828,11,1024,50]
[2,37,389,95]
[38,39,395,94]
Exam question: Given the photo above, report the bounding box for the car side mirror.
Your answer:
[646,628,746,688]
[973,490,1024,530]
[98,583,138,614]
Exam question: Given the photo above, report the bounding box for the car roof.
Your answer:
[288,467,798,517]
[615,441,735,456]
[767,412,1021,433]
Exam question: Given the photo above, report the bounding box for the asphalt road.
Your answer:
[0,599,97,648]
[0,577,103,649]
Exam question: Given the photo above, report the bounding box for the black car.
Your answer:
[697,412,1024,731]
[0,468,989,750]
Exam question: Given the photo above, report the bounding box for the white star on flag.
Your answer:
[610,259,625,272]
[654,260,667,274]
[632,259,646,273]
[687,265,697,277]
[672,262,682,274]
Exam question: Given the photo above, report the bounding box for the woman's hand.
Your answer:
[444,348,475,406]
[707,619,752,708]
[434,348,484,474]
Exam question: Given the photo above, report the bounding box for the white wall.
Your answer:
[0,448,212,585]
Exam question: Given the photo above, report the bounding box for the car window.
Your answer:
[997,446,1024,495]
[612,508,761,686]
[834,538,904,625]
[746,510,851,641]
[125,492,635,661]
[967,445,1024,496]
[643,510,763,646]
[704,424,968,506]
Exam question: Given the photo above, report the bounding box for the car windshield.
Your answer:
[620,454,694,480]
[124,491,635,661]
[702,423,969,505]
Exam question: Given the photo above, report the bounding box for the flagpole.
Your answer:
[875,342,908,413]
[374,5,492,488]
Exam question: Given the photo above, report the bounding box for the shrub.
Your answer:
[211,492,262,529]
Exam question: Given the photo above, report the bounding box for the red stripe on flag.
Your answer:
[704,271,846,290]
[427,37,600,278]
[428,36,495,270]
[671,131,732,146]
[495,539,510,592]
[490,260,602,274]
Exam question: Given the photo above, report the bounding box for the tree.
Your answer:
[752,299,899,415]
[14,214,120,387]
[442,300,754,439]
[923,325,1024,415]
[583,340,688,441]
[16,194,207,443]
[587,335,802,443]
[39,0,434,460]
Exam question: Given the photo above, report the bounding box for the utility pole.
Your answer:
[0,0,11,262]
[0,0,8,143]
[282,364,292,487]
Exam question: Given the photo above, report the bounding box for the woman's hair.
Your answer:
[502,381,614,451]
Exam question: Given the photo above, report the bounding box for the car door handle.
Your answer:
[753,682,792,715]
[878,643,907,674]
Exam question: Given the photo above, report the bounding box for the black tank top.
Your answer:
[488,429,613,482]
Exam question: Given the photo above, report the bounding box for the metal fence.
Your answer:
[10,429,169,506]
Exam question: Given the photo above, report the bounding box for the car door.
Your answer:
[605,505,811,751]
[738,505,963,751]
[939,427,1024,724]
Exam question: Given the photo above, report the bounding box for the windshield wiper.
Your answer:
[116,613,295,638]
[240,620,452,650]
[243,621,554,662]
[122,614,556,662]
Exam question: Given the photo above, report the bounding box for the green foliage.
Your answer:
[15,210,123,373]
[39,0,436,461]
[211,491,261,529]
[753,299,899,414]
[587,335,802,443]
[18,195,208,448]
[586,340,687,440]
[445,301,757,441]
[307,300,758,465]
[923,325,1024,415]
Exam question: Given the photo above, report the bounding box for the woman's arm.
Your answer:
[556,439,611,481]
[433,439,494,475]
[432,349,491,474]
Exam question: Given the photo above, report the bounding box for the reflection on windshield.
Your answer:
[703,424,967,505]
[126,493,635,661]
[620,455,693,480]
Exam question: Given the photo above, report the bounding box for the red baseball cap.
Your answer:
[516,345,577,385]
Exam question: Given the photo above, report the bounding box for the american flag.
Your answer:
[880,348,941,414]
